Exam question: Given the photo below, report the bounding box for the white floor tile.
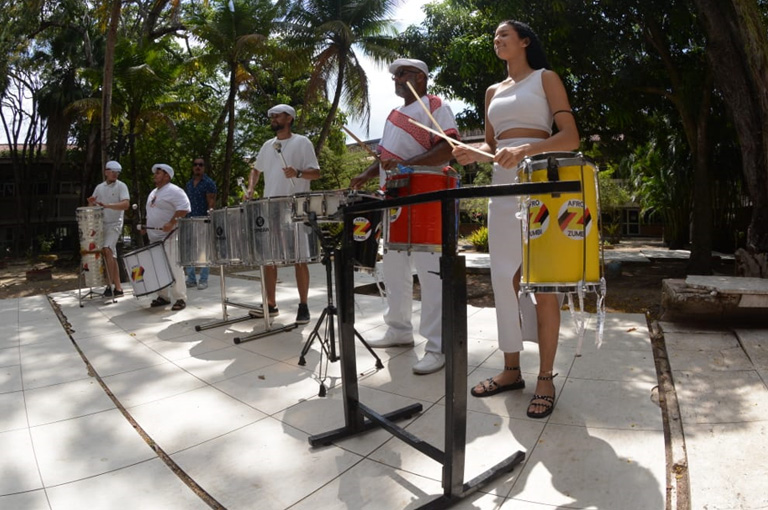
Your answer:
[0,490,50,510]
[0,390,28,432]
[510,423,665,509]
[0,346,19,369]
[288,457,443,510]
[1,364,23,393]
[127,385,267,453]
[213,362,327,415]
[45,458,210,510]
[24,378,115,427]
[172,345,278,383]
[0,429,43,494]
[551,378,662,431]
[101,362,206,408]
[674,369,768,424]
[30,408,154,486]
[685,421,768,510]
[171,417,363,510]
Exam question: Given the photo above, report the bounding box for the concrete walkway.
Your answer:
[1,247,765,509]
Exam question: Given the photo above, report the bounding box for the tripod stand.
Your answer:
[298,213,383,396]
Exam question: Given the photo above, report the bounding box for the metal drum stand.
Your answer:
[310,181,581,509]
[297,212,383,396]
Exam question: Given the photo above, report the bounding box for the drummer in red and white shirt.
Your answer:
[144,164,191,311]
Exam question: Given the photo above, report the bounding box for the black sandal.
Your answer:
[527,372,558,419]
[470,365,525,398]
[150,297,170,307]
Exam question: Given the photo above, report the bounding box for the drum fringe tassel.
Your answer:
[568,277,606,356]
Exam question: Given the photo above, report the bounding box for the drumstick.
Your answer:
[137,224,164,231]
[407,118,495,159]
[273,141,295,189]
[342,126,379,160]
[405,81,455,148]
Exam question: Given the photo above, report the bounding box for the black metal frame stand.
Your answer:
[298,216,384,395]
[308,181,581,508]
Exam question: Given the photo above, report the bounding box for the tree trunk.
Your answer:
[221,63,238,207]
[101,0,122,168]
[692,0,768,274]
[314,59,346,154]
[688,73,714,274]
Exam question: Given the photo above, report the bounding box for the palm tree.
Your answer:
[186,0,280,205]
[284,0,399,153]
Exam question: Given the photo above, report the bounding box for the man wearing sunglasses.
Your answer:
[184,158,217,290]
[349,58,460,375]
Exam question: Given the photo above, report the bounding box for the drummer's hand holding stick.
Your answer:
[273,141,294,190]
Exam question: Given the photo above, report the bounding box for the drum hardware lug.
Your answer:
[547,155,561,197]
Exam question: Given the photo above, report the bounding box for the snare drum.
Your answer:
[177,217,212,267]
[292,190,347,223]
[76,206,104,252]
[245,196,320,266]
[517,152,601,293]
[122,242,174,296]
[346,194,384,271]
[81,252,106,288]
[210,206,251,266]
[384,166,460,252]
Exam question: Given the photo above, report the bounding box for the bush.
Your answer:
[467,226,489,252]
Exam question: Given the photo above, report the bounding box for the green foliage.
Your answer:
[467,226,489,252]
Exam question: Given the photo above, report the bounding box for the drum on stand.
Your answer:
[76,206,104,252]
[517,152,602,294]
[245,196,320,266]
[121,242,174,296]
[345,193,384,272]
[177,217,212,267]
[292,190,347,223]
[81,252,106,288]
[210,206,251,266]
[384,165,460,252]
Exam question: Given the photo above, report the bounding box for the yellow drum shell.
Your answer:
[518,153,600,292]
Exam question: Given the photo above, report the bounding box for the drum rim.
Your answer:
[518,151,596,170]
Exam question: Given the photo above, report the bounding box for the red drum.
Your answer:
[384,165,459,252]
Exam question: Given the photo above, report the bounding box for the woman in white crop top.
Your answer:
[453,20,579,419]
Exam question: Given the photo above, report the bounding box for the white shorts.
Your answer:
[103,224,121,253]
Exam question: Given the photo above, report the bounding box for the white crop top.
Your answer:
[487,68,552,138]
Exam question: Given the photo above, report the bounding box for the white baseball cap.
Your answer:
[152,163,174,180]
[267,104,296,118]
[105,160,122,172]
[388,58,429,76]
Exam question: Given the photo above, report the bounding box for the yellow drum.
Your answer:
[517,152,601,293]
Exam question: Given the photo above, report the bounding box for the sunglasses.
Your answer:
[392,69,420,79]
[193,162,204,167]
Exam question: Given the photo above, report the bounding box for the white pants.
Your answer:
[382,250,442,354]
[157,231,187,302]
[489,139,542,352]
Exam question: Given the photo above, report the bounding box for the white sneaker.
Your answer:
[197,281,208,290]
[413,352,445,375]
[366,330,415,348]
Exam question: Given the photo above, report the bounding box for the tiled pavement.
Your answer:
[1,253,765,509]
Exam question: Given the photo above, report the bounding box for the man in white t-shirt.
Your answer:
[350,58,459,375]
[88,160,130,297]
[245,104,320,325]
[144,164,191,311]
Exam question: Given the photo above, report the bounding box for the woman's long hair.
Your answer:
[501,20,550,70]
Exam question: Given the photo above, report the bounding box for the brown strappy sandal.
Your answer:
[470,365,525,398]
